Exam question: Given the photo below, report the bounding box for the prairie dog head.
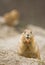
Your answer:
[10,9,20,25]
[10,9,20,20]
[21,29,34,44]
[4,9,20,20]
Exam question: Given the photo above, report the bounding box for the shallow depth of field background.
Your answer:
[0,0,45,28]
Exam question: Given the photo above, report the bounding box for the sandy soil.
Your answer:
[0,24,45,65]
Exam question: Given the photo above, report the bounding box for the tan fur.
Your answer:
[18,29,40,59]
[3,9,20,26]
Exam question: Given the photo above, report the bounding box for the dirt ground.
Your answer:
[0,24,45,65]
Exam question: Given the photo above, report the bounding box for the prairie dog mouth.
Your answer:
[25,37,31,43]
[24,34,31,43]
[26,36,29,39]
[26,35,30,39]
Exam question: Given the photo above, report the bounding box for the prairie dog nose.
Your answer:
[26,34,29,39]
[27,34,29,37]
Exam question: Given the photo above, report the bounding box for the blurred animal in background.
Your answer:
[0,9,20,26]
[17,29,40,59]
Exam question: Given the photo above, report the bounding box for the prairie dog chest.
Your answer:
[23,43,34,54]
[18,41,35,55]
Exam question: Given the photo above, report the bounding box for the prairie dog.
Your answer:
[18,29,40,59]
[3,9,20,26]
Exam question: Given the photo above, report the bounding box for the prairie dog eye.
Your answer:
[24,31,26,34]
[30,31,32,34]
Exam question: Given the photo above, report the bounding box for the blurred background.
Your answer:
[0,0,45,28]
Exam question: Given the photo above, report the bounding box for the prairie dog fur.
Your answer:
[18,29,40,59]
[3,9,20,26]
